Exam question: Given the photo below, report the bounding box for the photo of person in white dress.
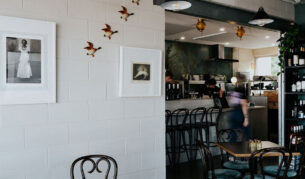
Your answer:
[6,37,42,84]
[17,39,32,79]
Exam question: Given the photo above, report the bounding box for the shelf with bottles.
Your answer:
[285,69,305,93]
[284,46,305,68]
[165,82,183,101]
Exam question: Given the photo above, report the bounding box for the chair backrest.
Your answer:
[289,133,305,174]
[165,110,171,126]
[189,107,206,126]
[217,129,245,165]
[248,148,292,179]
[197,141,216,179]
[206,107,222,128]
[70,155,118,179]
[170,108,189,127]
[217,129,245,143]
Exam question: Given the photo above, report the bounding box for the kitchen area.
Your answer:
[165,11,280,164]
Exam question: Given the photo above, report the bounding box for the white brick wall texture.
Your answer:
[0,0,165,178]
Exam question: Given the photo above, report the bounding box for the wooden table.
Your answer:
[216,141,300,158]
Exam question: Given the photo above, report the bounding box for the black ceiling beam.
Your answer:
[154,0,293,32]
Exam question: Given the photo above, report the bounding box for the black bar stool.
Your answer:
[165,110,172,165]
[167,108,189,164]
[187,107,207,161]
[203,106,222,149]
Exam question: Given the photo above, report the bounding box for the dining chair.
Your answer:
[217,129,250,174]
[70,155,118,179]
[264,133,305,178]
[197,140,242,179]
[244,147,292,179]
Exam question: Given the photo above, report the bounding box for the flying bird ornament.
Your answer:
[102,24,118,40]
[118,6,134,21]
[84,41,101,58]
[132,0,140,5]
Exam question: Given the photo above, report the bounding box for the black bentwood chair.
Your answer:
[70,155,118,179]
[218,129,250,175]
[204,107,222,149]
[264,133,305,178]
[197,140,242,179]
[167,108,189,164]
[244,148,292,179]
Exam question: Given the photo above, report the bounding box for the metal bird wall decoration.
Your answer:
[101,24,118,40]
[84,41,101,58]
[132,0,140,5]
[118,6,134,21]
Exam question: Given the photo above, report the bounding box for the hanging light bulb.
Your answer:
[161,0,192,11]
[196,18,206,32]
[236,26,245,40]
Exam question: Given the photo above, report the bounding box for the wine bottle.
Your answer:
[297,74,302,92]
[293,47,299,66]
[166,83,171,101]
[299,47,305,66]
[298,100,304,119]
[292,100,298,118]
[176,83,180,99]
[292,81,297,92]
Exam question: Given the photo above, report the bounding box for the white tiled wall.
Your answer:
[0,0,165,178]
[206,0,295,20]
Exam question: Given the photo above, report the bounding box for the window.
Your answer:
[255,56,280,76]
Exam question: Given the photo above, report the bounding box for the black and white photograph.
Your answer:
[6,37,41,84]
[132,63,151,81]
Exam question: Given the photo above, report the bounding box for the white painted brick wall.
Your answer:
[0,0,165,178]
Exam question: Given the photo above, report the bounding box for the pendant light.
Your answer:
[248,7,274,26]
[161,0,192,11]
[236,26,245,40]
[196,18,206,32]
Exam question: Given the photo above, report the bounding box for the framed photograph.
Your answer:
[119,46,162,97]
[0,16,56,105]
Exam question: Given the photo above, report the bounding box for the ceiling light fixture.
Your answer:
[180,36,185,40]
[225,42,230,46]
[248,7,274,26]
[219,28,225,32]
[161,0,192,11]
[196,18,206,32]
[265,35,270,39]
[236,26,245,40]
[193,32,227,40]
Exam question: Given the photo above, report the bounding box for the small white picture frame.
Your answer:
[119,46,162,97]
[0,16,56,105]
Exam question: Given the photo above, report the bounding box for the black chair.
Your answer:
[165,110,173,164]
[203,107,222,148]
[217,129,250,174]
[197,140,242,179]
[245,148,292,179]
[70,155,118,179]
[167,108,189,164]
[264,133,305,178]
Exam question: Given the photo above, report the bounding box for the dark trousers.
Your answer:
[229,108,251,141]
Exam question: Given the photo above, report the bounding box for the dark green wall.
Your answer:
[165,40,233,81]
[295,4,305,28]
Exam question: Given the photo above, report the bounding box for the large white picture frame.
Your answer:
[119,46,162,97]
[0,16,56,105]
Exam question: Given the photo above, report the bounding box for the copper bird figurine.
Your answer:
[132,0,140,5]
[101,24,118,40]
[118,6,134,21]
[84,41,101,58]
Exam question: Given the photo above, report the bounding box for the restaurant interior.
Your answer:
[0,0,305,179]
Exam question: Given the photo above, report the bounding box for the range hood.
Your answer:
[209,45,239,63]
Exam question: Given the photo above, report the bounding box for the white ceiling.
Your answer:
[165,11,280,49]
